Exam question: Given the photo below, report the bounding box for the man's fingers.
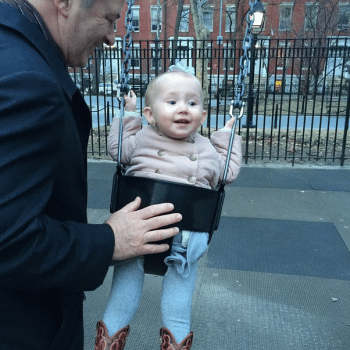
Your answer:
[142,227,180,255]
[142,243,171,255]
[142,225,181,255]
[143,213,182,234]
[119,197,141,212]
[144,227,179,244]
[138,202,176,220]
[119,201,178,221]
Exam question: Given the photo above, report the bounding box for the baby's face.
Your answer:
[144,73,207,140]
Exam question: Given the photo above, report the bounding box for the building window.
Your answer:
[276,42,290,68]
[223,43,234,70]
[132,6,140,32]
[151,6,162,32]
[179,6,190,32]
[338,3,350,30]
[225,6,236,32]
[279,3,293,31]
[203,7,214,32]
[151,44,162,70]
[131,44,140,69]
[305,3,318,31]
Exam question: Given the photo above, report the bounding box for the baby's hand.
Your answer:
[225,116,236,129]
[124,90,137,112]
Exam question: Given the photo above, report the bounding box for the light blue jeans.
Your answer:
[103,231,208,343]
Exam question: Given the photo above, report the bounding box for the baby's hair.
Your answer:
[144,70,203,107]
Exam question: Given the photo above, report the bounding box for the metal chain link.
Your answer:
[117,0,134,165]
[232,0,259,113]
[119,0,134,95]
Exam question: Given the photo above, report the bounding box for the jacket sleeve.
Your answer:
[0,71,114,293]
[107,112,143,164]
[210,129,242,184]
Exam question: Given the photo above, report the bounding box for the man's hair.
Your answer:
[144,70,204,107]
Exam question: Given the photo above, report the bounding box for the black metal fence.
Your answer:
[71,38,349,166]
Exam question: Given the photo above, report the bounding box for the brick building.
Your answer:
[71,0,350,95]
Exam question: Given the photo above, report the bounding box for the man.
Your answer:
[0,0,181,348]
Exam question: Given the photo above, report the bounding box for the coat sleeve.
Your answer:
[0,71,114,293]
[210,129,242,184]
[107,112,143,164]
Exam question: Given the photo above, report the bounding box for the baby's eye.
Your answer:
[188,101,196,106]
[168,100,176,105]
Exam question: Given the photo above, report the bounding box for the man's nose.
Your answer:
[105,27,115,47]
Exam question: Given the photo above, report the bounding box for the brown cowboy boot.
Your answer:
[94,320,130,350]
[160,327,193,350]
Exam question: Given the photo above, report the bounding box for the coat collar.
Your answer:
[149,123,197,143]
[0,2,77,100]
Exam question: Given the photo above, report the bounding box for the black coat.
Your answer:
[0,4,114,349]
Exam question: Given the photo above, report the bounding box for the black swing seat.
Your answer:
[110,165,225,276]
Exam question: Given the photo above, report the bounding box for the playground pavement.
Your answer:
[84,161,350,350]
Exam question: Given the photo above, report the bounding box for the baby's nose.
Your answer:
[178,101,188,111]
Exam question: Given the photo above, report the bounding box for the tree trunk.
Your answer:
[172,0,185,64]
[190,0,210,101]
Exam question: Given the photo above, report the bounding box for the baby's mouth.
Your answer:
[175,119,190,124]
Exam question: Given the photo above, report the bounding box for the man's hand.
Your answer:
[106,197,182,261]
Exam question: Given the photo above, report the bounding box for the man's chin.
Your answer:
[67,56,89,69]
[68,62,88,69]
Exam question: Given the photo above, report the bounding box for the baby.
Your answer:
[95,68,242,350]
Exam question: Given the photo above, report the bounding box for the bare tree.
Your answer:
[170,0,185,65]
[190,0,210,99]
[287,0,350,97]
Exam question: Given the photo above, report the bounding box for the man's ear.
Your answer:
[54,0,70,18]
[143,107,155,125]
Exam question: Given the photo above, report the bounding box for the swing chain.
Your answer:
[117,0,134,165]
[118,0,134,95]
[231,0,259,113]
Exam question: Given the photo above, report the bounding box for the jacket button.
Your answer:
[158,150,165,156]
[189,154,197,161]
[155,169,163,174]
[188,176,196,183]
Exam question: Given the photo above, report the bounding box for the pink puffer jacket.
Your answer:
[107,113,242,189]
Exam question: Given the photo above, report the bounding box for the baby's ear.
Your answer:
[143,107,155,125]
[201,110,207,124]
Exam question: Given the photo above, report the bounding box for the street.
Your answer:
[85,95,347,131]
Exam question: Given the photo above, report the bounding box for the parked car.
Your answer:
[99,83,118,96]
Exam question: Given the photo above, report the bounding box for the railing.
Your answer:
[70,38,349,166]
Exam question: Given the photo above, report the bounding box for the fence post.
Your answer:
[341,84,350,166]
[273,104,278,129]
[106,101,110,126]
[243,35,256,128]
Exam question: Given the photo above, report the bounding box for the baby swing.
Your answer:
[110,0,254,276]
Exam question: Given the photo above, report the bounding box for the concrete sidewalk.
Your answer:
[84,161,350,350]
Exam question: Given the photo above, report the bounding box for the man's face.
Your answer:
[62,0,125,67]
